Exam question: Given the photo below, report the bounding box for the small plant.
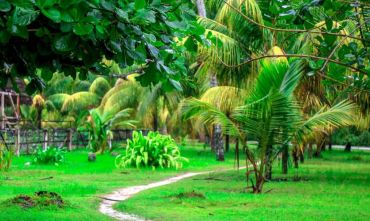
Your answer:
[115,131,188,169]
[0,143,13,171]
[33,146,65,165]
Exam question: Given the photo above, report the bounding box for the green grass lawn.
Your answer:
[1,143,369,221]
[0,141,236,221]
[115,150,370,221]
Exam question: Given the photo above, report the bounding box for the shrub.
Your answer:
[33,146,65,165]
[0,143,13,171]
[115,131,188,169]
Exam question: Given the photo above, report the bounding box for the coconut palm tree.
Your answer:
[183,58,356,193]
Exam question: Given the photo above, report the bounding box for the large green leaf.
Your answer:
[0,0,11,12]
[135,0,146,10]
[73,23,94,36]
[13,7,39,26]
[42,7,61,22]
[53,34,77,52]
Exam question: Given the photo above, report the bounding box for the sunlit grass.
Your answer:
[115,150,370,221]
[0,143,237,221]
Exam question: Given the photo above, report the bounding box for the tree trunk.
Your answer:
[308,142,313,159]
[292,147,299,168]
[214,124,224,161]
[37,108,42,129]
[314,140,325,158]
[299,147,305,163]
[345,142,351,152]
[153,107,158,131]
[282,143,289,174]
[265,144,273,180]
[195,2,224,160]
[162,124,168,134]
[196,0,206,17]
[328,135,332,151]
[235,138,240,169]
[225,134,230,152]
[321,139,326,151]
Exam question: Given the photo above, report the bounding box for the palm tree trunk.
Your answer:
[265,144,273,180]
[299,145,305,163]
[328,135,332,151]
[37,108,42,129]
[308,142,313,159]
[196,1,223,160]
[214,124,224,161]
[282,144,288,174]
[225,134,230,152]
[153,106,158,131]
[345,141,351,152]
[281,126,289,174]
[196,0,206,17]
[235,138,240,169]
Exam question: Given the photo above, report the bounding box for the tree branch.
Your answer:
[222,0,368,42]
[320,26,360,72]
[217,53,367,74]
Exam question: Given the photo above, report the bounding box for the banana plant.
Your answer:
[115,131,188,169]
[86,107,137,154]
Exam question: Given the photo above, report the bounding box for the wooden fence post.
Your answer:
[68,129,73,151]
[15,128,20,156]
[43,129,48,150]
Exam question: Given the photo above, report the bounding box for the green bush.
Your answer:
[115,131,188,169]
[332,127,370,146]
[0,143,13,171]
[33,146,65,165]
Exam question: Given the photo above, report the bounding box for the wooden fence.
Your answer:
[0,128,149,155]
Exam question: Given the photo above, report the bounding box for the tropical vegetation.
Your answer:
[116,131,188,169]
[0,0,369,220]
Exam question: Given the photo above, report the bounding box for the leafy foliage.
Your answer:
[182,58,356,193]
[116,131,188,169]
[0,0,203,93]
[0,143,13,171]
[86,108,136,153]
[33,146,65,165]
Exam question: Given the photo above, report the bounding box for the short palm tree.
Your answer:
[183,58,355,193]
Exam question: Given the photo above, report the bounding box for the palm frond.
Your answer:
[48,93,70,110]
[89,77,111,97]
[200,86,246,114]
[182,98,240,137]
[62,92,99,112]
[294,100,356,143]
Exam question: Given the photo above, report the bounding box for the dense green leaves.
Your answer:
[13,7,39,25]
[33,146,65,165]
[115,131,188,169]
[0,0,202,93]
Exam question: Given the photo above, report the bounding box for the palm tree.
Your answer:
[183,58,355,193]
[138,82,182,133]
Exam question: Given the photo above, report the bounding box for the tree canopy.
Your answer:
[0,0,203,93]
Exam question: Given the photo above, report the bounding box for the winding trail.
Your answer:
[99,168,239,221]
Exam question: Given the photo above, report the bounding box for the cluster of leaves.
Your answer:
[0,143,13,171]
[33,146,65,165]
[332,127,370,146]
[0,0,203,93]
[266,0,368,76]
[85,108,136,153]
[116,131,188,169]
